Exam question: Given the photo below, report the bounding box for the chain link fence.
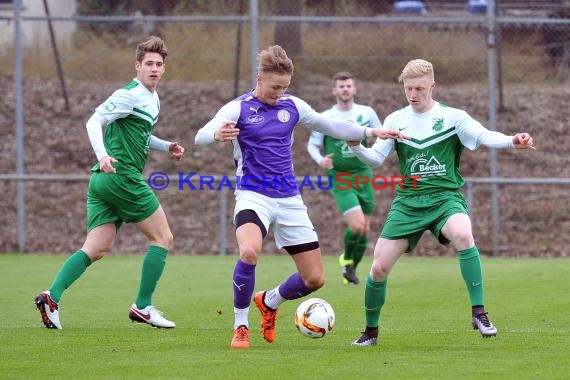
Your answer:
[1,0,569,256]
[3,0,569,85]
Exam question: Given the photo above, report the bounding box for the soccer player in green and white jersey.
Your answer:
[307,71,382,285]
[349,59,535,345]
[35,36,185,330]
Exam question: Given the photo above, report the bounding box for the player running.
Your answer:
[348,59,535,346]
[307,71,383,285]
[35,36,184,330]
[195,45,406,348]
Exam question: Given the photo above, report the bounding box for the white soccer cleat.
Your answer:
[129,304,176,329]
[472,312,497,337]
[35,290,62,329]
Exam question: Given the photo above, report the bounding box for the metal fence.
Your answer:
[1,0,569,256]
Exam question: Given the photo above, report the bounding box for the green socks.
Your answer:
[344,228,368,266]
[49,250,92,303]
[47,246,169,308]
[364,276,387,329]
[135,245,168,309]
[343,228,358,262]
[360,247,482,331]
[458,246,484,306]
[353,235,369,267]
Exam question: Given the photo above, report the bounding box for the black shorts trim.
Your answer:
[284,241,320,255]
[235,209,267,239]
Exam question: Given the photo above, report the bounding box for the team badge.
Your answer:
[277,109,290,123]
[104,102,116,112]
[432,118,444,132]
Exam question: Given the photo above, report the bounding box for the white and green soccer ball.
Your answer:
[294,298,335,338]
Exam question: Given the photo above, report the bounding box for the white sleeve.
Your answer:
[95,88,134,124]
[307,131,325,164]
[195,101,241,145]
[476,130,514,149]
[293,97,368,140]
[150,135,171,152]
[351,139,394,168]
[455,109,514,150]
[452,109,512,150]
[85,112,109,161]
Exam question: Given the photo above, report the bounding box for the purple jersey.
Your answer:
[231,93,301,197]
[196,91,371,198]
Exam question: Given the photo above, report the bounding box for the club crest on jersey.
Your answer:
[103,101,116,112]
[432,118,444,132]
[277,110,290,123]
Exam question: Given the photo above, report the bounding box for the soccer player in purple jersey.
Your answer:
[195,45,406,348]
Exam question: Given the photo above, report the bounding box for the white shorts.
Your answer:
[233,190,318,249]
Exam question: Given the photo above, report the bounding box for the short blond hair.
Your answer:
[257,45,294,76]
[398,59,434,83]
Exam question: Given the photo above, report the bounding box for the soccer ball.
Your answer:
[294,298,335,338]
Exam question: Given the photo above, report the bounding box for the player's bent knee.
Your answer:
[304,275,325,290]
[239,246,259,264]
[165,231,174,246]
[154,231,173,249]
[351,225,367,236]
[301,268,325,289]
[85,250,107,262]
[451,231,475,249]
[371,264,390,280]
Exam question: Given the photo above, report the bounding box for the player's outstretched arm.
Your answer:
[513,133,536,150]
[370,128,409,140]
[348,138,393,168]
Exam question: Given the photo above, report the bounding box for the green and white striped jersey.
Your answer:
[371,102,488,196]
[92,78,160,174]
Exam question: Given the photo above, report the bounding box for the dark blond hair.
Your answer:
[333,71,354,87]
[398,59,434,83]
[136,35,168,63]
[257,45,294,76]
[332,71,354,83]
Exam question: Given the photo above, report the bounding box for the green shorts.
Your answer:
[330,171,375,215]
[86,171,160,232]
[380,190,469,252]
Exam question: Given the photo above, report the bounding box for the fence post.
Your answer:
[14,0,26,253]
[249,0,259,88]
[486,0,501,256]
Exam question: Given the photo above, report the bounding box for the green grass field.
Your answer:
[1,254,568,380]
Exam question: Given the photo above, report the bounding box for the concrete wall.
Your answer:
[0,0,76,45]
